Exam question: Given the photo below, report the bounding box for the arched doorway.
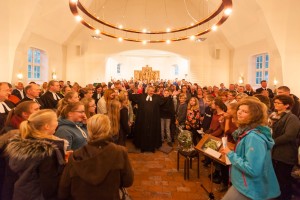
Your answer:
[105,49,190,82]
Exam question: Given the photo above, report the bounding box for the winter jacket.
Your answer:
[271,111,300,165]
[227,126,280,200]
[55,118,88,150]
[5,137,65,200]
[58,137,134,200]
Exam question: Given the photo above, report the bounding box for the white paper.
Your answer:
[225,155,231,165]
[204,147,222,159]
[222,137,227,148]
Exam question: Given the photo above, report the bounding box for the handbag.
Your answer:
[119,187,131,200]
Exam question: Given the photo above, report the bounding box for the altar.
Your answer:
[134,65,160,82]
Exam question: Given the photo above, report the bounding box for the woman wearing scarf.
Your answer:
[221,98,280,200]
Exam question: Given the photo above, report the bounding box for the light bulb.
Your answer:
[118,37,123,42]
[190,35,196,40]
[75,15,82,22]
[211,25,218,31]
[95,29,100,35]
[224,8,232,16]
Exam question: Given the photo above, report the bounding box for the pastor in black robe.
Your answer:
[129,93,164,152]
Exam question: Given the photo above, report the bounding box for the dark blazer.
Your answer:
[0,101,15,131]
[11,89,25,100]
[271,112,300,165]
[18,96,45,109]
[92,92,102,105]
[40,91,63,109]
[244,90,254,96]
[256,87,274,98]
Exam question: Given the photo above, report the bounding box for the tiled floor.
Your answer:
[126,140,227,200]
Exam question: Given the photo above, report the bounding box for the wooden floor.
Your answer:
[126,140,227,200]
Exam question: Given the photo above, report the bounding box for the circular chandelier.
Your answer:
[69,0,232,43]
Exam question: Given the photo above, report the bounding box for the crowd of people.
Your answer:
[0,78,299,199]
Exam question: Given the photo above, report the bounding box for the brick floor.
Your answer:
[126,140,227,200]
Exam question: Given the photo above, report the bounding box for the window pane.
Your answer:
[265,62,269,68]
[28,49,32,62]
[259,56,263,62]
[28,65,32,78]
[265,54,269,62]
[265,71,269,81]
[34,50,41,64]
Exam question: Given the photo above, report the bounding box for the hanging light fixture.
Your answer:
[69,0,232,43]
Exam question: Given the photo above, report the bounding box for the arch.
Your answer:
[105,49,190,82]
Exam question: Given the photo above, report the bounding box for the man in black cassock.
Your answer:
[129,86,163,152]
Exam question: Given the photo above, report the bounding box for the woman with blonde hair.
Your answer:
[107,100,121,143]
[185,97,201,145]
[57,91,79,116]
[97,88,116,114]
[4,109,66,199]
[59,114,134,200]
[118,91,132,146]
[221,98,280,200]
[81,97,96,119]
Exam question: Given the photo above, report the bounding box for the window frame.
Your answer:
[27,47,42,80]
[254,53,269,85]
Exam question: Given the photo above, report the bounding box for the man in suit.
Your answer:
[277,86,300,119]
[256,80,274,98]
[40,80,63,109]
[11,82,25,100]
[244,84,254,96]
[19,83,44,109]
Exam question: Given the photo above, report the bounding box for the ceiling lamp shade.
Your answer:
[69,0,232,43]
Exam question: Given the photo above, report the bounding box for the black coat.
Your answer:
[256,87,274,98]
[160,96,175,119]
[129,93,165,151]
[40,91,63,109]
[4,137,65,200]
[18,96,45,109]
[118,107,131,146]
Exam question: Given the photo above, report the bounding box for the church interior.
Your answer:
[1,0,300,199]
[1,0,300,96]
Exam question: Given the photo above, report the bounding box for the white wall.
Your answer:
[64,29,231,87]
[11,33,65,84]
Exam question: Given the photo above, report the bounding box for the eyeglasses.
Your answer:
[273,102,283,105]
[73,110,86,114]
